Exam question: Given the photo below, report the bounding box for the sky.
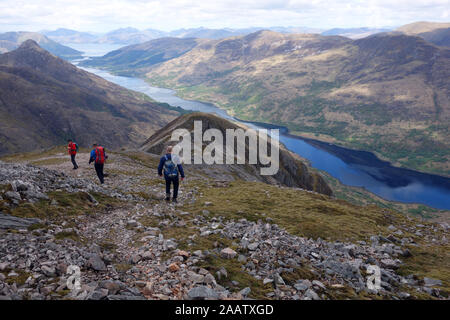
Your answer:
[0,0,449,33]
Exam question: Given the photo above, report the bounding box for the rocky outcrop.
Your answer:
[0,213,42,229]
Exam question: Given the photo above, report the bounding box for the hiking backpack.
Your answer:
[163,155,178,177]
[95,146,105,165]
[69,142,77,155]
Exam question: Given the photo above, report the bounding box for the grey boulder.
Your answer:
[187,286,219,300]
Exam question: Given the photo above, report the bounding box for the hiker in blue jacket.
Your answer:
[88,144,107,184]
[158,146,185,203]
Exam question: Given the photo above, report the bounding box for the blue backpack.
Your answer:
[163,155,178,177]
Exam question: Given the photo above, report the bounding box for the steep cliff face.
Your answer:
[141,112,333,196]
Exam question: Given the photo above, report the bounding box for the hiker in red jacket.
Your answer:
[89,143,107,184]
[67,139,79,170]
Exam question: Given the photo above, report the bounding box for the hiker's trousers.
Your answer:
[165,176,179,199]
[70,154,78,169]
[94,163,104,184]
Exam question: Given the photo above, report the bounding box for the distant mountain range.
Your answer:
[40,28,98,44]
[41,26,394,45]
[83,26,450,176]
[42,27,322,45]
[0,40,179,155]
[34,22,450,48]
[0,31,83,59]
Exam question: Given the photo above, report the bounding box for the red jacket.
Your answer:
[68,142,77,155]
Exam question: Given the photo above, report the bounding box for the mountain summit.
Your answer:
[18,39,42,50]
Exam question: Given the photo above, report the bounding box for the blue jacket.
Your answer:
[89,147,107,164]
[158,154,185,179]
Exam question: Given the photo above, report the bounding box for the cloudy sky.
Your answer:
[0,0,449,33]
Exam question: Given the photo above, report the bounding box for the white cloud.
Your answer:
[0,0,448,33]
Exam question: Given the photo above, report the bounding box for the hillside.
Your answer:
[141,112,332,195]
[417,28,450,47]
[121,30,450,176]
[80,38,202,76]
[0,31,82,59]
[0,40,179,156]
[396,21,450,47]
[0,147,448,300]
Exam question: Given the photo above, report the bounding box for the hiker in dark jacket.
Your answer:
[67,139,79,170]
[89,143,107,184]
[158,146,185,203]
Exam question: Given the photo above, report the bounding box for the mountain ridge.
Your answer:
[141,112,333,195]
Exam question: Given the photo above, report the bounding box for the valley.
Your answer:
[145,31,450,177]
[75,62,450,214]
[82,27,450,177]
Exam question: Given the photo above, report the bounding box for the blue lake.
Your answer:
[69,43,450,210]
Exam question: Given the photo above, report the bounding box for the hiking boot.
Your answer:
[165,195,170,201]
[172,198,177,203]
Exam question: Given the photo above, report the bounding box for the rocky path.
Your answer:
[0,153,245,300]
[0,151,448,300]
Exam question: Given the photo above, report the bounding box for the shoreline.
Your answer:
[139,75,450,183]
[155,83,450,188]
